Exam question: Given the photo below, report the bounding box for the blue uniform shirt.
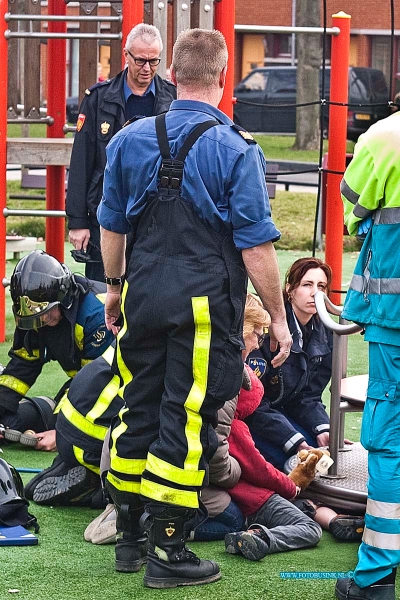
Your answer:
[98,100,280,250]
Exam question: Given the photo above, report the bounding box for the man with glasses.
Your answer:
[66,23,176,282]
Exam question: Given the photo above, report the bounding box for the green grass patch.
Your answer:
[254,134,355,163]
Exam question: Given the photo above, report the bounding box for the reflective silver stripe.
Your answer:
[314,423,330,433]
[375,207,400,225]
[283,432,305,453]
[340,179,359,205]
[353,205,372,219]
[363,527,400,550]
[350,274,400,295]
[367,499,400,519]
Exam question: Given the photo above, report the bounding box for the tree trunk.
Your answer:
[292,0,322,150]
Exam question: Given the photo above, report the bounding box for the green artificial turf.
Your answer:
[1,445,362,600]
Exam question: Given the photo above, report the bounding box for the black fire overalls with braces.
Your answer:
[107,113,248,509]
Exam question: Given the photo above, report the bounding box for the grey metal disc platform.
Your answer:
[286,442,368,513]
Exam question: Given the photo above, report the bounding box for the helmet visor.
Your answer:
[12,296,60,330]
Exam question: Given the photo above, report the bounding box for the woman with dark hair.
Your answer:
[246,257,334,471]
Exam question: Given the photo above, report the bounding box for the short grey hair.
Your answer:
[125,23,163,53]
[171,29,228,88]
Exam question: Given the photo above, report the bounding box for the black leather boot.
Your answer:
[143,505,221,589]
[106,485,147,573]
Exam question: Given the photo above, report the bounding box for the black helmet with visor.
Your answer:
[10,250,76,330]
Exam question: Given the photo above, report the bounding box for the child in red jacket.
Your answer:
[223,362,322,560]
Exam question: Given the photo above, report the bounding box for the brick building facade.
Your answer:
[235,0,400,93]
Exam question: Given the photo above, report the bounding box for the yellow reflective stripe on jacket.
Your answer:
[140,479,199,509]
[363,527,400,550]
[96,292,106,304]
[65,370,78,378]
[0,375,30,395]
[73,446,100,475]
[146,452,204,487]
[13,348,40,361]
[107,471,141,494]
[75,323,84,352]
[60,396,109,440]
[184,296,211,471]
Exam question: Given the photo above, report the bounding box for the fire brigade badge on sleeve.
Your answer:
[76,114,86,132]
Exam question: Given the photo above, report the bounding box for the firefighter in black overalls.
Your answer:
[98,29,291,590]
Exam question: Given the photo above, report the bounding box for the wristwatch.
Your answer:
[104,276,123,286]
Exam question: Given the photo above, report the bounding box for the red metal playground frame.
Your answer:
[0,0,349,340]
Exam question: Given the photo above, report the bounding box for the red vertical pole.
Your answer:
[214,0,235,119]
[0,0,8,341]
[122,0,143,68]
[325,12,351,305]
[46,0,66,263]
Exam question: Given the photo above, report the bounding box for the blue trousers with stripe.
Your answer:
[354,341,400,588]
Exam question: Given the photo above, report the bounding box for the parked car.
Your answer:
[66,96,79,124]
[233,66,390,140]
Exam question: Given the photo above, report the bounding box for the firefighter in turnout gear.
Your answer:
[98,29,292,588]
[335,112,400,600]
[0,250,114,449]
[24,343,124,508]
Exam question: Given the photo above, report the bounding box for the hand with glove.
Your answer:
[356,215,373,242]
[288,448,330,490]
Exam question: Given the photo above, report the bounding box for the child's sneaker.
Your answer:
[329,515,364,541]
[225,524,271,561]
[224,531,243,555]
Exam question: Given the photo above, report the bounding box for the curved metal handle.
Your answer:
[314,291,363,335]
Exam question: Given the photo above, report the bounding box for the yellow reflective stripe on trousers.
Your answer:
[102,345,115,366]
[73,446,100,475]
[146,452,205,487]
[363,527,400,550]
[145,296,210,491]
[86,374,120,422]
[109,408,147,476]
[116,282,132,392]
[140,479,199,508]
[184,296,211,471]
[60,397,109,440]
[367,499,400,519]
[0,375,30,395]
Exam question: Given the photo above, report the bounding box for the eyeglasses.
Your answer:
[126,49,161,67]
[254,331,266,348]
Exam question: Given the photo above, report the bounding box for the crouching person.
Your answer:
[24,343,124,508]
[194,294,321,558]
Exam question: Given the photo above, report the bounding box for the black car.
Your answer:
[66,96,79,124]
[233,66,390,140]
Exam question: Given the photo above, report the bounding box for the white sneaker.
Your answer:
[84,503,117,544]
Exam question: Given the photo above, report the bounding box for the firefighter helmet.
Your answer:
[0,457,24,505]
[10,250,76,330]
